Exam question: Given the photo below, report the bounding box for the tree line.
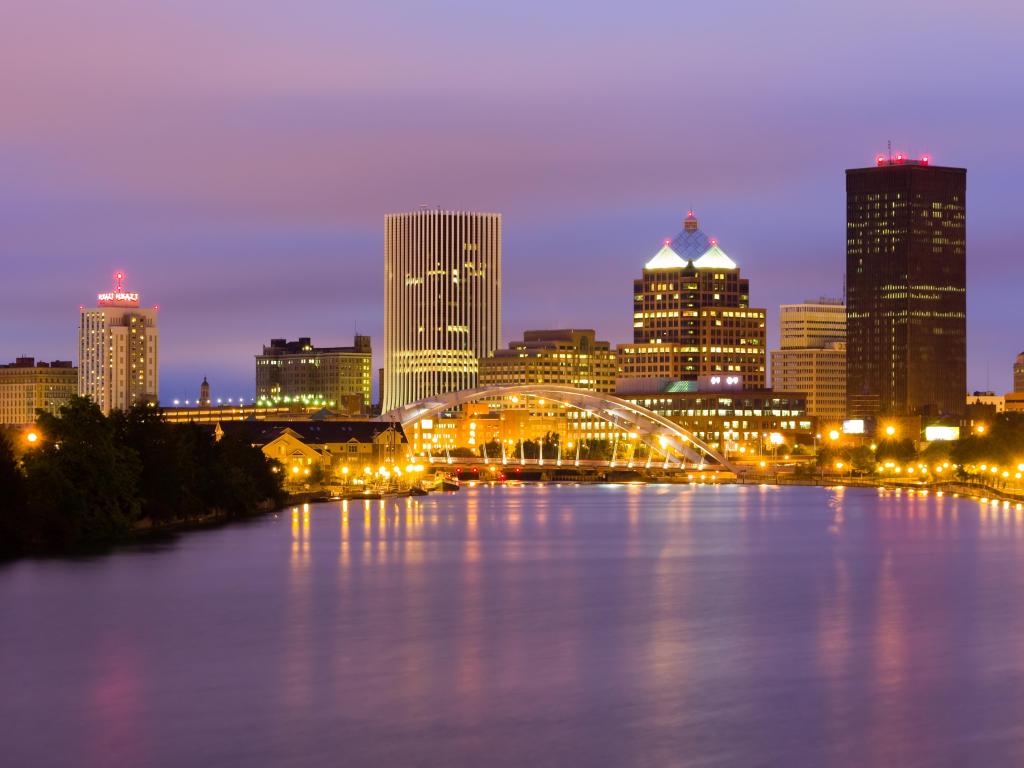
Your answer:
[0,397,286,557]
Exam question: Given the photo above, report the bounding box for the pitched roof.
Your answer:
[669,212,713,261]
[218,420,407,446]
[693,242,737,269]
[644,242,688,270]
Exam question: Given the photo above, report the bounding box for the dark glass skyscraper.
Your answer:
[846,154,966,419]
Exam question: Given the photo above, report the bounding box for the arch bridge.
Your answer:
[375,384,735,472]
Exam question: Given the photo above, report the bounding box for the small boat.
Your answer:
[410,486,429,496]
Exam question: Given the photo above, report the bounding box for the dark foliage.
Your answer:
[0,398,286,557]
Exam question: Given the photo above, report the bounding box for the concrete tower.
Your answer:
[383,210,501,412]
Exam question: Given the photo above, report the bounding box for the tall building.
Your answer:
[384,210,502,412]
[78,272,159,414]
[770,300,847,421]
[618,211,766,390]
[1014,352,1024,393]
[479,329,618,393]
[0,358,78,426]
[255,336,372,413]
[846,153,966,419]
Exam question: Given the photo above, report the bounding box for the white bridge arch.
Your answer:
[376,384,734,471]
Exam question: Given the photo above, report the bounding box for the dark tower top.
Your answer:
[845,154,966,419]
[200,376,211,408]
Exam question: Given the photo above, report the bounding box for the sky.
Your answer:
[2,0,1023,400]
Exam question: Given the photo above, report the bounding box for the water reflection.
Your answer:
[6,485,1024,766]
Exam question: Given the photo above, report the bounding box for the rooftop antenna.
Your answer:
[887,139,892,162]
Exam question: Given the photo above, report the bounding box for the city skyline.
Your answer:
[3,3,1022,397]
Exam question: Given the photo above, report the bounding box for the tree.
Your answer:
[21,397,141,551]
[0,433,26,556]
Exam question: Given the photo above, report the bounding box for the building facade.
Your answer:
[255,336,372,413]
[479,329,617,393]
[218,420,409,486]
[770,300,846,420]
[384,210,502,412]
[1014,353,1024,393]
[574,387,813,455]
[0,358,78,426]
[617,212,766,390]
[78,272,159,414]
[846,154,967,419]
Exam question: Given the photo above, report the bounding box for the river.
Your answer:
[3,484,1024,766]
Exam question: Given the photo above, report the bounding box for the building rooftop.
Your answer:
[644,242,688,270]
[668,210,713,260]
[218,420,405,445]
[693,242,737,270]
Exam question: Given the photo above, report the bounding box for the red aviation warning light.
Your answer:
[97,271,140,307]
[921,155,930,165]
[663,238,671,246]
[876,155,885,166]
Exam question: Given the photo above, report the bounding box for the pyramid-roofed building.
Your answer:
[669,210,713,261]
[644,241,688,270]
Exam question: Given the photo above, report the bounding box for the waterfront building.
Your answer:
[770,300,846,420]
[217,420,408,484]
[407,402,567,456]
[617,211,766,390]
[0,358,77,426]
[255,336,372,414]
[581,385,813,455]
[78,272,159,414]
[383,210,502,412]
[479,329,617,393]
[845,153,966,419]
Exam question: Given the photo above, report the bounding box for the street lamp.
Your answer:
[769,432,784,464]
[25,430,39,446]
[828,429,840,442]
[885,424,896,438]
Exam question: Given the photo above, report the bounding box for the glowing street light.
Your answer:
[828,429,840,442]
[884,424,896,437]
[25,430,39,445]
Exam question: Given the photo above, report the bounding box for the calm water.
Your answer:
[3,484,1024,767]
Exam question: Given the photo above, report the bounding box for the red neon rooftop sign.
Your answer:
[97,271,140,306]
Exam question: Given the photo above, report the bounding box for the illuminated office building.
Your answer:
[479,329,617,393]
[384,210,501,412]
[0,358,77,426]
[255,336,372,413]
[1014,352,1024,393]
[846,153,966,418]
[78,272,159,414]
[618,211,766,390]
[770,300,846,420]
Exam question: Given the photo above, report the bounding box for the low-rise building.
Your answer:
[479,329,617,393]
[256,336,372,414]
[218,420,408,485]
[0,358,78,426]
[605,386,814,456]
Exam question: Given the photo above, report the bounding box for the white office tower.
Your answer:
[78,272,160,414]
[384,211,501,412]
